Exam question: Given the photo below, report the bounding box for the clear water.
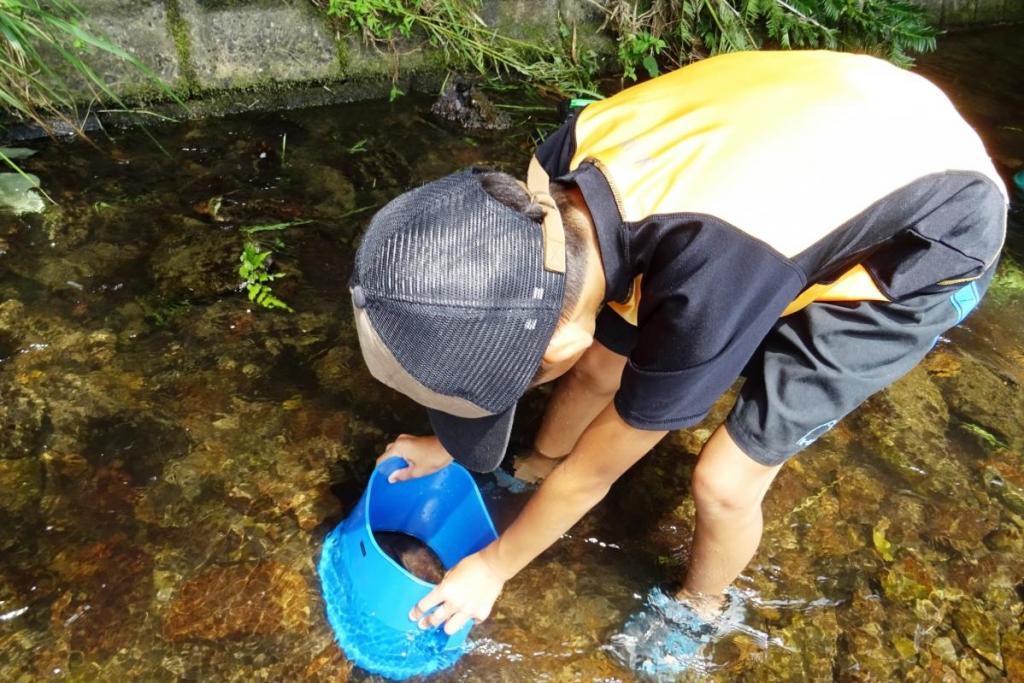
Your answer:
[1,28,1023,682]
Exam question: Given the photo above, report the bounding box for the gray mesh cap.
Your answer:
[350,168,567,472]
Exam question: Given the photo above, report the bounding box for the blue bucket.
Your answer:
[318,457,499,680]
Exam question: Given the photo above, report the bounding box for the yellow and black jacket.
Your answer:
[536,50,1008,430]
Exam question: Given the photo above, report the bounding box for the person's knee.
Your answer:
[691,458,763,519]
[568,344,624,397]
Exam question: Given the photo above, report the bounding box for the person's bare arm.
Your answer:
[515,341,627,482]
[411,402,667,634]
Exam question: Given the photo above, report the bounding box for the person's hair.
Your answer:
[476,170,587,325]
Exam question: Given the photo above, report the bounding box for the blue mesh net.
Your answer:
[318,526,465,680]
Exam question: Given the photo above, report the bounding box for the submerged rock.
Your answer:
[881,555,941,602]
[0,458,43,513]
[81,413,191,486]
[952,601,1004,669]
[937,353,1023,453]
[9,241,142,291]
[0,383,47,460]
[164,561,312,641]
[375,531,445,584]
[296,163,356,218]
[48,534,154,657]
[150,217,241,299]
[1003,631,1024,681]
[857,365,971,497]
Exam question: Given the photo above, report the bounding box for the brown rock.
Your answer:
[0,458,43,513]
[164,561,312,641]
[952,601,1003,670]
[0,383,47,460]
[938,354,1023,452]
[858,365,972,497]
[301,641,353,682]
[1003,631,1024,681]
[47,534,152,657]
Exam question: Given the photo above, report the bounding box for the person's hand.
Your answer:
[410,548,507,635]
[376,434,453,482]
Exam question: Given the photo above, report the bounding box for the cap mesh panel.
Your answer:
[355,171,565,413]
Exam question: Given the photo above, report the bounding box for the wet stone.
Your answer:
[82,414,190,485]
[163,561,312,641]
[150,218,242,298]
[0,458,43,513]
[952,601,1004,669]
[431,78,512,130]
[0,383,47,459]
[938,353,1023,452]
[374,532,445,584]
[857,365,970,497]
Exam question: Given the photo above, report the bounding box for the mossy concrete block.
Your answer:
[1005,0,1024,21]
[340,35,432,80]
[916,0,946,24]
[974,0,1006,23]
[942,0,978,25]
[178,0,340,89]
[479,0,561,42]
[560,0,617,55]
[47,0,180,97]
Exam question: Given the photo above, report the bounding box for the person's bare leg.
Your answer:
[677,424,782,616]
[515,341,627,483]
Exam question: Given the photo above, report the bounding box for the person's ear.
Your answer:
[543,321,593,365]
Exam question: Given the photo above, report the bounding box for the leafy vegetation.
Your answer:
[320,0,936,98]
[238,241,293,312]
[321,0,602,97]
[958,421,1009,451]
[235,219,315,312]
[599,0,937,79]
[1,0,181,131]
[1,0,183,206]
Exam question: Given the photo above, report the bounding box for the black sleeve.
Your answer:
[534,109,580,179]
[613,217,807,430]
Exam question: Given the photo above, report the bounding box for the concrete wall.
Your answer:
[70,0,609,111]
[917,0,1024,26]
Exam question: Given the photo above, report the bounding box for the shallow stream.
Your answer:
[1,28,1023,682]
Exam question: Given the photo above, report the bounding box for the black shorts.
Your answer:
[596,264,998,466]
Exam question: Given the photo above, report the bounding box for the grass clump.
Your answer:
[1,0,185,205]
[320,0,936,97]
[598,0,937,80]
[321,0,602,97]
[0,0,182,132]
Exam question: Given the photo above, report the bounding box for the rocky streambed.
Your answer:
[2,28,1024,682]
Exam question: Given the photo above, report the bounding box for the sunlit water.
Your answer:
[1,28,1022,682]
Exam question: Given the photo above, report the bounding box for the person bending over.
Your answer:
[346,50,1007,674]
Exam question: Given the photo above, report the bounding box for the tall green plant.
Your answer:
[600,0,936,78]
[323,0,602,97]
[0,0,183,177]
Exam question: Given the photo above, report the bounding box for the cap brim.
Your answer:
[427,405,515,473]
